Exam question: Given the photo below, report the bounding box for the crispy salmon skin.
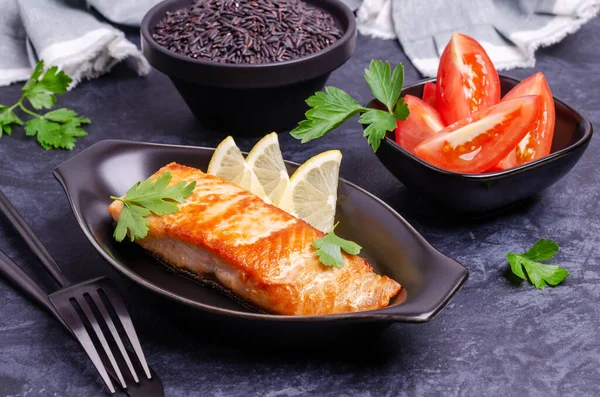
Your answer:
[108,162,401,315]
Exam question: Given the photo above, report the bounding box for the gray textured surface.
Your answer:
[0,18,599,397]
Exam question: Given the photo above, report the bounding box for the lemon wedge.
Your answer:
[245,132,290,206]
[209,135,342,233]
[279,150,342,233]
[207,136,269,202]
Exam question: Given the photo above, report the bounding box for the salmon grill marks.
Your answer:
[108,162,401,315]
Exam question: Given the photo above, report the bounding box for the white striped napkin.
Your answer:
[351,0,600,77]
[0,0,162,88]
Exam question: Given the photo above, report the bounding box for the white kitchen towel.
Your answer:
[0,0,162,88]
[351,0,600,77]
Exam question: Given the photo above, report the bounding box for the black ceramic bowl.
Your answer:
[54,140,468,341]
[140,0,356,136]
[372,75,593,214]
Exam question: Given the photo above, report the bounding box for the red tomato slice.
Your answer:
[436,33,501,125]
[422,82,437,109]
[414,95,541,174]
[493,72,556,171]
[395,95,444,153]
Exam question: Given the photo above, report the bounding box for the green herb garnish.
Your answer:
[291,60,410,152]
[312,223,362,268]
[0,60,89,150]
[507,238,569,289]
[111,172,196,242]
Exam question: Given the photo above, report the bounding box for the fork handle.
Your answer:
[0,190,69,288]
[0,249,67,329]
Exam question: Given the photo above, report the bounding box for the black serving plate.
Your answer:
[54,140,467,336]
[372,75,593,214]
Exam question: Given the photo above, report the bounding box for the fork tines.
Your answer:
[48,277,151,394]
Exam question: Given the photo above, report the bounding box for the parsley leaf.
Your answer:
[111,172,197,242]
[364,60,404,111]
[50,119,89,150]
[291,60,410,152]
[44,108,79,122]
[0,60,89,149]
[22,61,45,92]
[506,239,569,289]
[113,204,152,243]
[23,62,72,110]
[393,97,410,120]
[312,223,362,268]
[37,66,71,94]
[25,118,61,149]
[359,109,397,152]
[0,106,24,136]
[25,117,88,150]
[290,86,365,143]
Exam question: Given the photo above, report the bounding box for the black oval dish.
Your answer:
[140,0,356,136]
[372,75,593,214]
[53,140,468,336]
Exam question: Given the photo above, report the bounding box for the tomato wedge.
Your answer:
[395,95,444,153]
[436,33,501,125]
[493,72,556,171]
[422,82,437,109]
[414,95,541,174]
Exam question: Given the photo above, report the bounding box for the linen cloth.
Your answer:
[0,0,162,88]
[346,0,600,77]
[2,0,598,87]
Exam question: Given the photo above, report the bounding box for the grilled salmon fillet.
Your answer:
[108,162,400,315]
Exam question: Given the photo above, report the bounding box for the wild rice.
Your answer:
[152,0,343,64]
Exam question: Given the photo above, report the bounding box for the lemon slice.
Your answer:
[207,136,269,202]
[245,132,290,206]
[279,150,342,233]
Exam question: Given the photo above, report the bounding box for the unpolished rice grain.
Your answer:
[152,0,343,64]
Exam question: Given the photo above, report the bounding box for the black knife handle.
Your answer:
[0,248,67,329]
[0,249,138,394]
[0,189,70,288]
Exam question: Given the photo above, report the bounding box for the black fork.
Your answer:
[48,277,150,393]
[0,190,162,396]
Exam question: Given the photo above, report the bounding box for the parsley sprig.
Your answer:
[312,223,362,268]
[0,60,89,150]
[507,239,569,289]
[111,172,196,242]
[291,60,410,152]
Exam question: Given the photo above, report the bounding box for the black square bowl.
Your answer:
[372,75,593,214]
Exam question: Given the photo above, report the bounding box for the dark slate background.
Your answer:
[1,17,599,397]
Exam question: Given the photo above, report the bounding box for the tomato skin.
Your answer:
[493,72,556,170]
[395,95,444,153]
[422,82,437,109]
[414,95,541,174]
[436,33,501,125]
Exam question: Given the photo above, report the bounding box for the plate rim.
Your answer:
[54,139,469,323]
